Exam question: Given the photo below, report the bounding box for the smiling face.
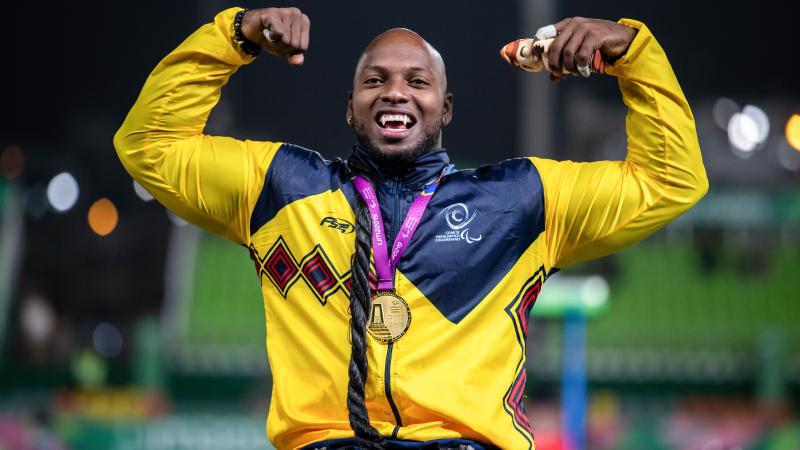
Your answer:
[348,29,453,165]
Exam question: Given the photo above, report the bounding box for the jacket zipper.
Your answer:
[385,342,403,434]
[384,177,403,433]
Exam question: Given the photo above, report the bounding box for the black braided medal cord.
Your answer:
[346,157,387,450]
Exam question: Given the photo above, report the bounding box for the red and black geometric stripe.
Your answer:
[249,236,353,306]
[502,266,545,449]
[515,276,541,337]
[265,242,298,293]
[299,247,340,300]
[506,370,532,440]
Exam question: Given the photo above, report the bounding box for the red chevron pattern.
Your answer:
[248,237,352,305]
[502,267,545,449]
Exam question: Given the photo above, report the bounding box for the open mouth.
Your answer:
[375,112,417,130]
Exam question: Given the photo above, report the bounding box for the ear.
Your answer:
[345,91,354,126]
[442,92,454,126]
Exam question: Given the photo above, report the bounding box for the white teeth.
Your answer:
[379,114,412,127]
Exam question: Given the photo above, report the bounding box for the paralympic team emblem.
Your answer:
[435,203,483,244]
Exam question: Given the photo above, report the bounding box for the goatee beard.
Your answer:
[353,119,442,167]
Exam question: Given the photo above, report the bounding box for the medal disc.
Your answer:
[366,292,411,343]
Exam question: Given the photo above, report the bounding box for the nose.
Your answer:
[379,78,410,104]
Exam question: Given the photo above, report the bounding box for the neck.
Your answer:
[373,148,435,174]
[350,144,450,187]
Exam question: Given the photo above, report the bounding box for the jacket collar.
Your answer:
[349,144,450,189]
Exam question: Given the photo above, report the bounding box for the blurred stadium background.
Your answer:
[1,0,798,449]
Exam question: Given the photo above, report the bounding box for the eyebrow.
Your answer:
[360,65,432,74]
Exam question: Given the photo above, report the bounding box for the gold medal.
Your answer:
[366,291,411,343]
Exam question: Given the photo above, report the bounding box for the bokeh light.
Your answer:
[725,103,769,159]
[46,172,80,212]
[88,198,119,236]
[581,276,609,309]
[771,137,800,171]
[133,180,154,201]
[786,114,800,151]
[727,113,760,154]
[0,145,25,180]
[712,97,739,130]
[71,349,108,389]
[20,295,56,345]
[92,322,123,358]
[742,105,769,142]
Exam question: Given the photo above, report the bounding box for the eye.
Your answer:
[364,77,383,85]
[409,78,429,86]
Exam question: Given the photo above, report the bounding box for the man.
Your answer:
[114,6,707,450]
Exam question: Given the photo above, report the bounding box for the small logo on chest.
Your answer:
[435,203,483,244]
[320,216,355,234]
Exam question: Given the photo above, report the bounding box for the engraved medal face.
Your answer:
[366,292,411,343]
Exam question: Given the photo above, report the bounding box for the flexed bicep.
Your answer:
[529,20,707,269]
[114,7,284,244]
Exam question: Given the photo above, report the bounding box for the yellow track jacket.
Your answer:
[114,7,708,450]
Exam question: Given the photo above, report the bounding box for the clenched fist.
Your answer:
[241,7,310,66]
[544,17,637,82]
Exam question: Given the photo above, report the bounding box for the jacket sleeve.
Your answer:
[531,19,708,269]
[113,7,282,245]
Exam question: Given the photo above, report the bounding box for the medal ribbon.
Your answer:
[352,169,446,291]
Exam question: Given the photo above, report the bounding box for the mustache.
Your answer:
[352,118,442,166]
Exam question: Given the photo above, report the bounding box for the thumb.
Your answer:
[287,52,305,66]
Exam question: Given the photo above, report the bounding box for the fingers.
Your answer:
[547,19,579,75]
[258,9,281,43]
[561,27,588,73]
[277,9,294,47]
[544,18,570,80]
[299,13,310,52]
[553,18,572,34]
[542,17,603,81]
[263,25,282,45]
[515,16,629,81]
[574,35,597,77]
[288,11,303,49]
[257,7,310,66]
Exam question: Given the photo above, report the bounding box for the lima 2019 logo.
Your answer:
[435,203,482,244]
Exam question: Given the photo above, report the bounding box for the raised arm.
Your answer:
[529,19,708,269]
[113,7,309,244]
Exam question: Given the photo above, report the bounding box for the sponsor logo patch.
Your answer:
[320,216,355,234]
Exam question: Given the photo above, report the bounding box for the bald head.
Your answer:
[354,28,447,93]
[347,28,454,165]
